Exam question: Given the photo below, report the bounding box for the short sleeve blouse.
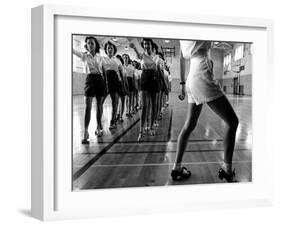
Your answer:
[101,56,122,73]
[141,53,160,70]
[78,51,103,74]
[124,64,135,78]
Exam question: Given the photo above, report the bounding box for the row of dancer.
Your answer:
[116,54,141,122]
[124,40,172,135]
[129,38,171,141]
[73,36,171,144]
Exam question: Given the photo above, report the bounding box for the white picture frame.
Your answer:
[31,4,274,221]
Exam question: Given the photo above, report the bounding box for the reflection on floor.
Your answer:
[73,93,252,190]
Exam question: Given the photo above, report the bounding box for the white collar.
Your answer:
[86,51,98,57]
[104,54,115,59]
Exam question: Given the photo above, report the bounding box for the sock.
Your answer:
[222,162,232,174]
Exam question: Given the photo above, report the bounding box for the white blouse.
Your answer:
[123,64,135,78]
[101,56,122,73]
[73,49,103,74]
[141,53,160,70]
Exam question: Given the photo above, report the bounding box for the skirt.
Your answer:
[127,77,135,92]
[84,73,106,97]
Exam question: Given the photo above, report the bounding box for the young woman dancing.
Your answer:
[101,41,123,129]
[122,54,136,118]
[130,38,162,141]
[73,36,106,143]
[171,40,239,183]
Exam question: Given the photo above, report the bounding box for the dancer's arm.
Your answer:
[179,50,187,98]
[129,42,143,60]
[73,49,85,60]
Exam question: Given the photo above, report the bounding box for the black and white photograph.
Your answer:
[72,35,252,190]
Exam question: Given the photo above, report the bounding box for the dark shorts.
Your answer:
[141,69,160,93]
[127,77,135,92]
[158,74,164,92]
[161,75,169,94]
[106,70,120,93]
[84,73,106,97]
[119,89,127,96]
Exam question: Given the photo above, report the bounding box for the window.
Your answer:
[234,44,244,61]
[161,46,175,65]
[224,54,231,68]
[73,39,84,73]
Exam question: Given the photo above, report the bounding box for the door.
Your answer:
[233,77,238,95]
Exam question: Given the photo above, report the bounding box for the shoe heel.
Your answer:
[81,131,89,144]
[218,168,225,180]
[218,168,237,182]
[171,170,178,181]
[81,139,89,144]
[171,167,191,181]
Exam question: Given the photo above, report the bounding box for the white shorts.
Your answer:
[186,56,224,105]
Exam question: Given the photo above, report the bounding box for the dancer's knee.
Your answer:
[228,115,239,130]
[183,120,197,134]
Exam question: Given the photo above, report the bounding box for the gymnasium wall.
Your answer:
[220,43,252,95]
[211,48,224,80]
[167,42,181,80]
[218,74,252,95]
[72,43,252,96]
[73,72,86,95]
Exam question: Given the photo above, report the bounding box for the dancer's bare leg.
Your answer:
[84,96,93,132]
[207,95,239,172]
[174,103,203,169]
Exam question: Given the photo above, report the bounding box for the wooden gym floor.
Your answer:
[72,92,252,190]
